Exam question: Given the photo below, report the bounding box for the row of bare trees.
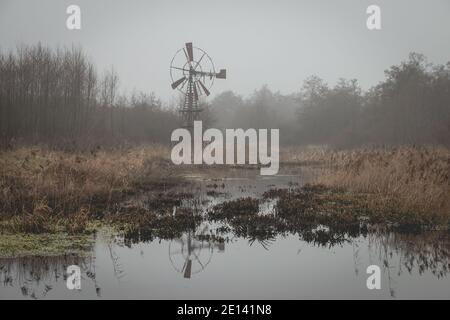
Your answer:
[0,44,179,149]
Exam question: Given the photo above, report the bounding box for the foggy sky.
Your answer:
[1,0,450,104]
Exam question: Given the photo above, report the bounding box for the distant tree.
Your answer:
[296,53,450,147]
[362,53,450,145]
[297,76,362,146]
[211,91,244,129]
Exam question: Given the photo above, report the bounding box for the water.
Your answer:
[1,169,450,299]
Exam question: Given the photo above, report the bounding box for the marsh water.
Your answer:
[1,169,450,299]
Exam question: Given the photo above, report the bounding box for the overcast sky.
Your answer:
[1,0,450,104]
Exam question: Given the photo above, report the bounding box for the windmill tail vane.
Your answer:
[170,42,226,129]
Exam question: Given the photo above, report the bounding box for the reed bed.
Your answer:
[0,145,174,233]
[2,144,449,234]
[289,146,450,224]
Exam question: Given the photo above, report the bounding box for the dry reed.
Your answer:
[303,146,450,223]
[0,145,174,233]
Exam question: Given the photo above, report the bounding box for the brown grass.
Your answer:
[2,144,449,234]
[305,146,450,223]
[0,145,176,233]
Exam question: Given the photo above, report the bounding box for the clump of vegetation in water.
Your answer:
[108,208,203,244]
[208,197,259,220]
[206,183,225,189]
[229,214,283,247]
[206,190,228,197]
[203,182,450,249]
[142,191,194,213]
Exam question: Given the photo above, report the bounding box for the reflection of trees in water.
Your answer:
[373,232,450,278]
[352,231,450,297]
[0,237,131,299]
[2,221,449,298]
[0,255,90,299]
[119,199,450,280]
[222,218,450,283]
[229,216,278,250]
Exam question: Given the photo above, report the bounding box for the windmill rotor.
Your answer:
[168,224,225,279]
[168,227,214,279]
[170,42,226,129]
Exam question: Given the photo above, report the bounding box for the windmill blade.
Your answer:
[183,259,192,278]
[198,80,210,96]
[185,43,194,62]
[195,81,203,97]
[171,76,186,89]
[179,78,188,91]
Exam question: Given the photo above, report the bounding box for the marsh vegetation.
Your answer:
[1,144,449,259]
[1,169,449,299]
[1,44,450,298]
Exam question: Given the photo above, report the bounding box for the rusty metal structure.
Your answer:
[170,42,226,129]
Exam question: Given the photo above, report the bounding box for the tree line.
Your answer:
[211,53,450,147]
[0,43,179,149]
[1,44,449,149]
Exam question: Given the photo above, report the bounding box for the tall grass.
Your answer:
[310,146,450,222]
[0,145,173,232]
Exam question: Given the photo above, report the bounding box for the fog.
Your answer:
[1,0,450,103]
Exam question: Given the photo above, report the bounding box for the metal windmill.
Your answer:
[170,42,226,129]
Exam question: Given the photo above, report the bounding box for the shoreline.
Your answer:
[1,145,449,257]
